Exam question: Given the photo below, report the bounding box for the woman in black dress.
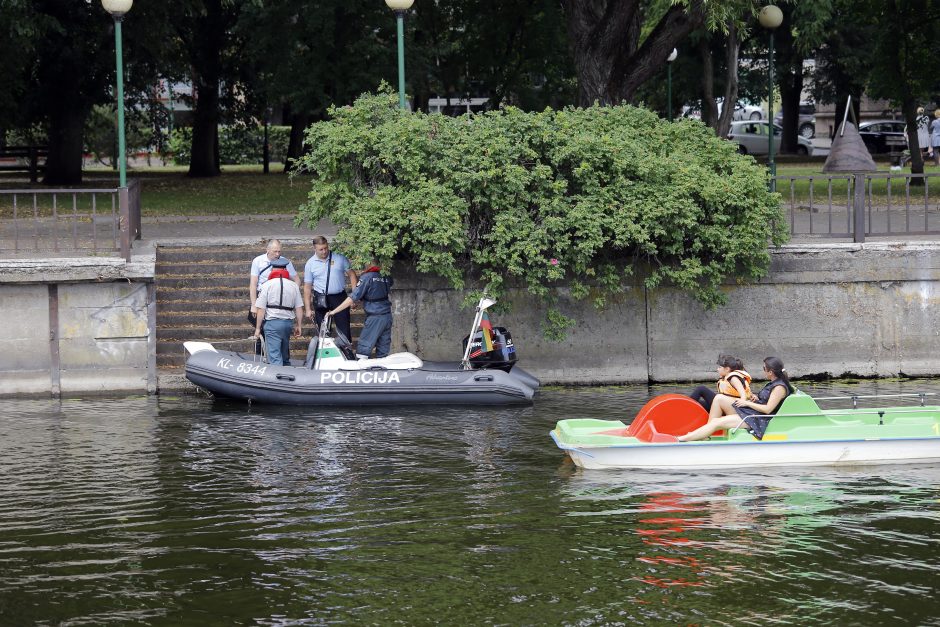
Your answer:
[678,357,793,442]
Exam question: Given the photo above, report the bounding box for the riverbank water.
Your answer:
[2,380,940,624]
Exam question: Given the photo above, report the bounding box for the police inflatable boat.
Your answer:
[184,298,539,406]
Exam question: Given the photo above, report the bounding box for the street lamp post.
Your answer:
[101,0,133,188]
[667,48,677,122]
[385,0,414,110]
[759,4,783,191]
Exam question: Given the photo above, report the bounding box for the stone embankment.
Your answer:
[3,238,940,397]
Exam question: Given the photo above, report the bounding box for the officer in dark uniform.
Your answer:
[329,260,393,359]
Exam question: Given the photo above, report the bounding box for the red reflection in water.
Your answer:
[635,492,708,588]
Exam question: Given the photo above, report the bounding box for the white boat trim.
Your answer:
[550,430,940,470]
[183,341,217,356]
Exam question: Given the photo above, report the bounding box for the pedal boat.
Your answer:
[184,300,539,406]
[551,391,940,469]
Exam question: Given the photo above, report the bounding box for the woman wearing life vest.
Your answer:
[688,354,752,415]
[678,356,793,442]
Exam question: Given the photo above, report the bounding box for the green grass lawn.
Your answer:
[773,161,940,210]
[0,164,309,218]
[1,159,936,221]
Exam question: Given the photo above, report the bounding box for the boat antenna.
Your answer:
[460,295,497,370]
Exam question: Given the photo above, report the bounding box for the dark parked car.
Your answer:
[858,120,907,155]
[774,103,816,138]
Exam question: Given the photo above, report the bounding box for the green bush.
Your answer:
[168,125,290,166]
[296,89,788,338]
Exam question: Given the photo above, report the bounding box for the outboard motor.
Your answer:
[462,326,517,371]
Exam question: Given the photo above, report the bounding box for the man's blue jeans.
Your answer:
[263,318,294,365]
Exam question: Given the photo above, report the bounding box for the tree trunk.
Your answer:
[284,112,310,174]
[716,24,740,139]
[188,83,220,177]
[187,0,224,178]
[777,27,804,155]
[562,0,705,106]
[44,103,87,185]
[778,65,803,154]
[698,37,718,129]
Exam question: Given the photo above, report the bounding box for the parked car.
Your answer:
[726,121,814,156]
[732,100,765,121]
[773,102,816,138]
[682,99,765,121]
[857,119,907,155]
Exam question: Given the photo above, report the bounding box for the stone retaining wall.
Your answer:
[0,258,155,396]
[1,241,938,396]
[389,242,940,384]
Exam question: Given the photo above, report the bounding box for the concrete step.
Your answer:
[158,307,366,322]
[157,310,365,327]
[157,310,256,325]
[157,323,361,341]
[157,298,246,313]
[156,266,250,277]
[158,336,315,354]
[156,260,313,275]
[157,337,316,369]
[157,274,361,290]
[156,245,313,264]
[156,286,255,301]
[157,275,250,289]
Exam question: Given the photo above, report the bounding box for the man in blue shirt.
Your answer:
[303,235,358,341]
[330,259,393,359]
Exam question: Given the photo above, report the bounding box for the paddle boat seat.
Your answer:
[760,390,823,436]
[621,389,824,443]
[621,394,709,442]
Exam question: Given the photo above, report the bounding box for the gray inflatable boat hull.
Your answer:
[185,349,539,406]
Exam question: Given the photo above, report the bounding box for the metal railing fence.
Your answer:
[773,171,940,242]
[0,179,141,261]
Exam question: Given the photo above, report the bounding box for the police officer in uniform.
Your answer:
[329,259,393,359]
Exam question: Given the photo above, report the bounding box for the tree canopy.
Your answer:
[4,0,940,182]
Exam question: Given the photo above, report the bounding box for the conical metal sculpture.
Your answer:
[823,98,876,172]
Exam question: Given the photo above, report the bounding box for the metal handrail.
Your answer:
[772,170,940,242]
[0,180,141,260]
[813,392,937,401]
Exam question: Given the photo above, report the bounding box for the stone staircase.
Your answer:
[156,244,363,371]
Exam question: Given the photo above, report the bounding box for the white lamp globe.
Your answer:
[101,0,133,16]
[385,0,414,10]
[758,5,783,29]
[667,48,678,62]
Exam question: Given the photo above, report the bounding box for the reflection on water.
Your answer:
[1,381,940,624]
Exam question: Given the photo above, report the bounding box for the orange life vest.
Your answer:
[717,369,752,398]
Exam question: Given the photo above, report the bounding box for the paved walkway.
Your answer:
[137,214,337,249]
[0,213,336,258]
